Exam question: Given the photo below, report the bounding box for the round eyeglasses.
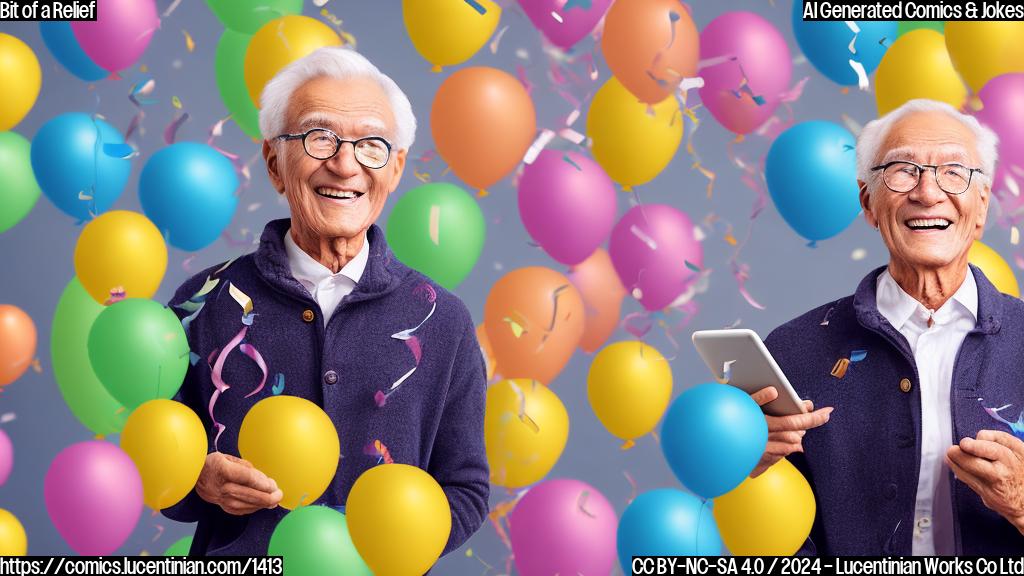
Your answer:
[275,128,393,169]
[871,160,984,196]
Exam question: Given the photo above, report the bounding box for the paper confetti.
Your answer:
[849,350,867,362]
[980,401,1024,440]
[182,30,195,52]
[363,439,394,464]
[272,373,285,395]
[489,25,509,54]
[377,285,438,406]
[831,357,850,379]
[464,0,486,14]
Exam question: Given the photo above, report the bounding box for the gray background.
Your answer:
[0,1,1017,573]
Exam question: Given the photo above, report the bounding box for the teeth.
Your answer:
[907,218,951,228]
[317,187,359,199]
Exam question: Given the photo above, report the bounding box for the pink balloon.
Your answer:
[0,429,10,487]
[510,478,618,576]
[974,74,1024,218]
[609,204,703,311]
[71,0,158,72]
[698,11,792,135]
[518,150,618,265]
[517,0,613,50]
[44,441,143,555]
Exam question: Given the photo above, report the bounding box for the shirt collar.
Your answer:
[876,267,978,330]
[284,228,370,287]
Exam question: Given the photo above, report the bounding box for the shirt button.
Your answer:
[324,370,338,385]
[918,516,931,530]
[302,309,315,323]
[900,378,912,393]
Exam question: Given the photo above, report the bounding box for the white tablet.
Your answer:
[691,328,807,416]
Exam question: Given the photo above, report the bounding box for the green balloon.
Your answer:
[215,30,262,140]
[386,182,486,290]
[897,21,945,37]
[0,132,41,233]
[269,506,371,576]
[205,0,303,35]
[164,535,193,556]
[87,298,190,411]
[52,278,129,436]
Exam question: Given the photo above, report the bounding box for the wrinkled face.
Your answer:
[860,111,990,273]
[263,75,407,240]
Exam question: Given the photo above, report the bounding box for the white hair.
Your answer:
[258,46,416,151]
[856,99,998,188]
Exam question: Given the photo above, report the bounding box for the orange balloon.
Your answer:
[431,67,537,193]
[476,323,497,381]
[484,267,584,385]
[0,305,36,387]
[602,0,699,104]
[569,249,626,354]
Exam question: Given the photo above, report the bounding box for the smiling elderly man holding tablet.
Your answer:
[754,99,1024,555]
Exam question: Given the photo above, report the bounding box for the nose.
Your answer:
[325,141,362,178]
[906,167,946,206]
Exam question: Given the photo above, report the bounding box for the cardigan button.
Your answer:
[324,370,338,385]
[899,378,912,393]
[884,483,898,500]
[302,309,315,323]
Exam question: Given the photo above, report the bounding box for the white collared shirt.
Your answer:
[876,268,978,556]
[284,228,369,325]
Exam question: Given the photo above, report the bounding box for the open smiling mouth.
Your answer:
[905,218,952,231]
[315,187,365,201]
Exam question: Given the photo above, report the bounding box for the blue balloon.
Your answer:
[39,22,107,82]
[661,383,768,499]
[139,142,239,251]
[31,113,131,221]
[617,489,721,573]
[765,121,861,242]
[792,1,897,86]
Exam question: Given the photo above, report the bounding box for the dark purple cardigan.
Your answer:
[161,218,490,558]
[766,264,1024,555]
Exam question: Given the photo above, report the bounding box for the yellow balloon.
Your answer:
[402,0,501,72]
[587,77,682,189]
[0,508,26,555]
[587,341,672,443]
[484,379,568,489]
[970,240,1020,297]
[244,15,342,107]
[347,463,451,575]
[238,396,340,510]
[713,458,815,556]
[73,210,168,305]
[120,399,206,510]
[0,33,41,131]
[875,30,967,116]
[946,22,1024,94]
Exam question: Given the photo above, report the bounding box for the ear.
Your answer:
[263,139,285,194]
[859,180,877,228]
[975,181,991,238]
[386,148,407,197]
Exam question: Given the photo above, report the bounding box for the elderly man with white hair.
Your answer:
[161,47,489,557]
[755,99,1024,554]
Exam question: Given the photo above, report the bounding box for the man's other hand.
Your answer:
[195,452,284,516]
[749,386,833,478]
[947,429,1024,534]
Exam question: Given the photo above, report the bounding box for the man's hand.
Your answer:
[749,386,833,478]
[946,430,1024,534]
[195,452,283,516]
